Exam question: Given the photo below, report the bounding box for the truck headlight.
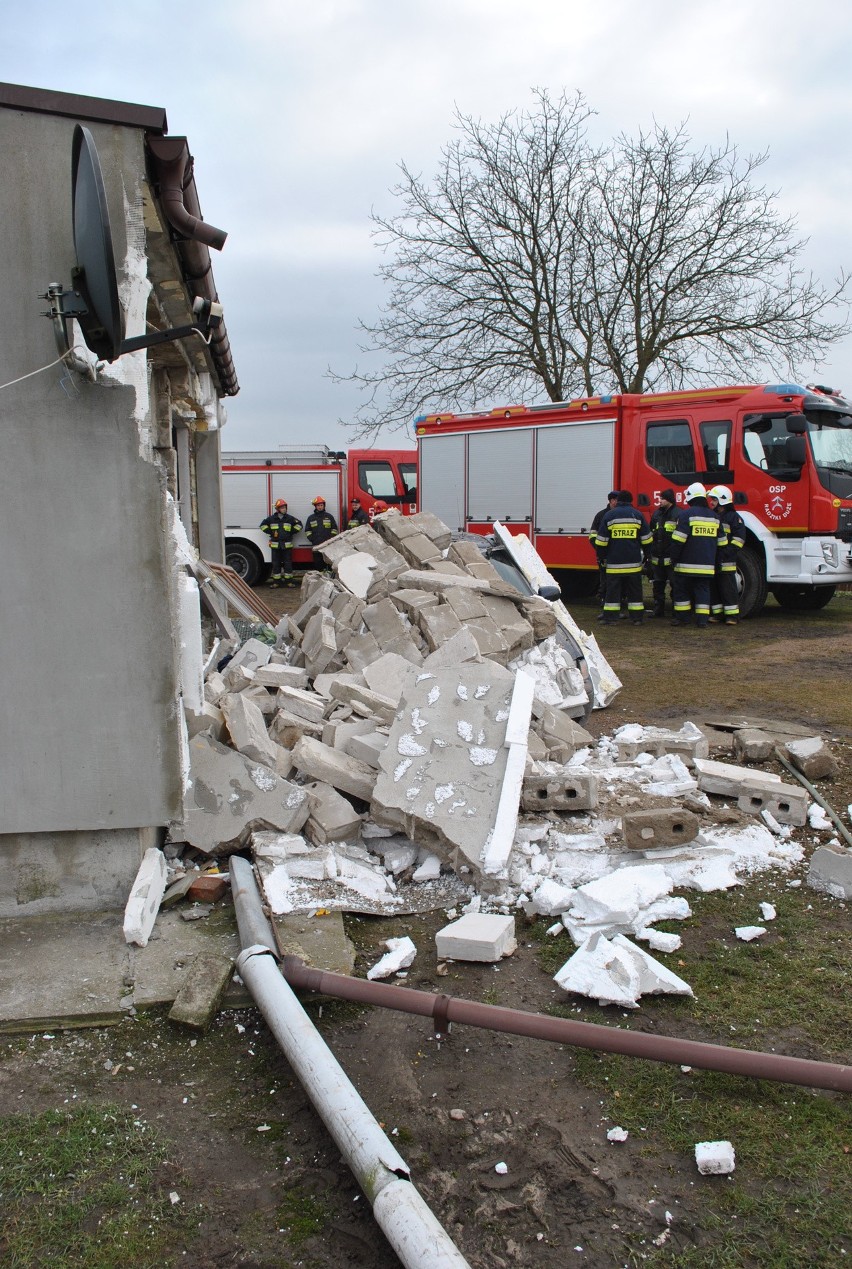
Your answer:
[821,541,839,566]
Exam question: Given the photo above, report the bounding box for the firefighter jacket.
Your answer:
[594,506,652,573]
[669,499,726,575]
[346,507,370,529]
[588,505,610,558]
[715,506,746,571]
[649,505,675,567]
[305,510,339,545]
[260,511,302,543]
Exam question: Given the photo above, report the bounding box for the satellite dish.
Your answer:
[70,124,124,361]
[43,124,223,370]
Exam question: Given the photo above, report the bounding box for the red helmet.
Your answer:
[274,499,287,509]
[311,496,326,506]
[372,499,389,514]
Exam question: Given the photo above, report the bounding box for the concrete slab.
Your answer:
[0,906,249,1035]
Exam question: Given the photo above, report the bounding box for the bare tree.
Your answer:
[333,94,849,439]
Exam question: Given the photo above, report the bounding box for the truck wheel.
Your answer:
[736,547,768,619]
[771,584,836,611]
[225,541,263,587]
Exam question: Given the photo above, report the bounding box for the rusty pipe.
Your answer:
[282,957,852,1094]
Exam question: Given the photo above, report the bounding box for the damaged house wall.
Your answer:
[0,86,233,915]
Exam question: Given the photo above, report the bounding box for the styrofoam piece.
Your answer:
[123,848,168,947]
[606,1127,629,1142]
[695,1140,736,1175]
[177,573,205,713]
[553,932,693,1007]
[367,937,417,980]
[482,670,535,875]
[635,928,682,954]
[569,864,673,924]
[735,925,766,941]
[436,913,517,962]
[412,852,441,881]
[759,902,777,921]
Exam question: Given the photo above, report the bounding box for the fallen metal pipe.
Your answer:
[775,752,852,850]
[280,958,852,1095]
[231,859,470,1268]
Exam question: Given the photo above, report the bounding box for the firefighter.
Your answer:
[259,499,302,587]
[305,496,339,569]
[708,484,746,624]
[589,491,620,612]
[593,490,653,625]
[648,488,677,617]
[669,482,726,628]
[346,497,370,529]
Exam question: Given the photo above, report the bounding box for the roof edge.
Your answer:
[0,81,167,133]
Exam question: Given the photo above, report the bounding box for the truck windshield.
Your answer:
[804,410,852,498]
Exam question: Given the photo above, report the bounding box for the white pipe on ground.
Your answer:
[234,921,470,1268]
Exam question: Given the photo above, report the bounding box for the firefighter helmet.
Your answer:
[311,496,326,506]
[708,484,732,506]
[274,499,287,509]
[372,500,389,514]
[684,481,707,502]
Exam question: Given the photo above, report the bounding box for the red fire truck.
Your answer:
[221,446,417,585]
[415,383,852,617]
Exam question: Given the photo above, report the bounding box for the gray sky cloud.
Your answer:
[5,0,851,451]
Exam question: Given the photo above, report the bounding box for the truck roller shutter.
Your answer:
[223,472,269,527]
[536,421,615,533]
[420,434,466,532]
[468,428,533,523]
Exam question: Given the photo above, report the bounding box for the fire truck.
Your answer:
[415,383,852,617]
[221,446,417,585]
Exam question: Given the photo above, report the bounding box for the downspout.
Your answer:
[230,858,471,1269]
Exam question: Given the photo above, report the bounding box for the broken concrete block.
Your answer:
[622,809,701,851]
[521,769,598,812]
[220,692,279,768]
[269,709,325,748]
[517,595,558,641]
[291,579,338,630]
[446,539,487,568]
[390,588,441,621]
[302,608,340,677]
[465,616,511,663]
[275,685,327,724]
[253,664,310,690]
[436,913,517,962]
[398,533,444,568]
[240,685,277,718]
[731,728,776,763]
[123,848,168,947]
[615,721,709,767]
[227,638,273,673]
[694,757,782,795]
[337,551,378,599]
[291,735,376,802]
[204,670,228,705]
[371,660,517,874]
[396,568,495,594]
[342,631,383,673]
[346,731,388,768]
[363,598,417,651]
[443,588,488,621]
[184,700,225,741]
[328,679,398,724]
[168,951,235,1031]
[362,653,419,706]
[736,779,808,826]
[176,734,310,856]
[221,661,256,693]
[368,836,418,875]
[304,781,363,844]
[421,627,482,670]
[418,604,464,652]
[783,737,839,781]
[807,844,852,898]
[377,509,452,550]
[480,593,535,655]
[534,707,594,754]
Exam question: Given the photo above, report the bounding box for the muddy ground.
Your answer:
[1,583,850,1267]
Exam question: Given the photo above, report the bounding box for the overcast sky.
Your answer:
[5,1,852,452]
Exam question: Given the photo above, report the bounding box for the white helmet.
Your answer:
[708,484,732,506]
[684,481,707,502]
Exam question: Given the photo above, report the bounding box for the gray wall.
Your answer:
[0,108,182,879]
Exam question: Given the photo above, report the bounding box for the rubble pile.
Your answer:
[151,511,850,1005]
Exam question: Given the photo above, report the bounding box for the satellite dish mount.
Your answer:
[43,124,221,368]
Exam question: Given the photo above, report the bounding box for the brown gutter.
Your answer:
[146,136,239,396]
[282,957,852,1094]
